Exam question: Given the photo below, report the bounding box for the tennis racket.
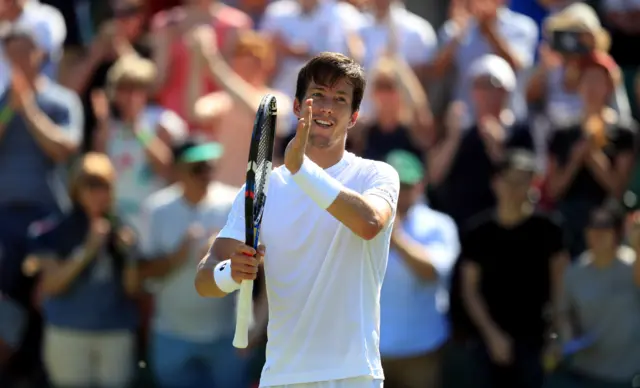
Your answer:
[233,94,277,349]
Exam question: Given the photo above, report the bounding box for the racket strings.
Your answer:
[253,116,275,221]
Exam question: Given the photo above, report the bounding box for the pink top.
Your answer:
[151,5,253,128]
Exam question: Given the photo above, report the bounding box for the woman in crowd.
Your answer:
[353,55,433,162]
[546,51,636,257]
[545,203,640,388]
[24,153,139,388]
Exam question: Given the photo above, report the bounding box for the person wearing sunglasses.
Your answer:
[138,138,255,388]
[24,152,139,388]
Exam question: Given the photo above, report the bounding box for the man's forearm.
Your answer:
[195,237,243,298]
[480,23,522,70]
[393,235,437,281]
[22,102,77,162]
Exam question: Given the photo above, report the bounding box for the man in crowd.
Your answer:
[0,25,82,386]
[443,149,568,388]
[428,54,533,228]
[431,0,538,121]
[0,0,66,87]
[138,138,252,387]
[380,150,459,388]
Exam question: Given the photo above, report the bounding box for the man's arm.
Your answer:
[460,260,505,341]
[549,251,570,335]
[392,216,460,281]
[284,100,400,241]
[194,185,263,297]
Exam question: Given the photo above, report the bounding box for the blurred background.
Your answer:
[0,0,639,387]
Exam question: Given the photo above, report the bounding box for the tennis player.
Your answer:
[195,51,399,388]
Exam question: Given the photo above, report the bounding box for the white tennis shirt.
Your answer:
[217,152,399,387]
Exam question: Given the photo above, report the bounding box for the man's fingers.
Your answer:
[305,98,313,126]
[236,244,256,256]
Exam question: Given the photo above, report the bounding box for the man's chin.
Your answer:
[309,135,331,149]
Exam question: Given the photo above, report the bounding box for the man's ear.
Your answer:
[293,98,301,118]
[347,110,359,129]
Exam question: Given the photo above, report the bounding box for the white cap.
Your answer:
[467,54,516,93]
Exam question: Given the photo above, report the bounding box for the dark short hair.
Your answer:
[295,52,366,113]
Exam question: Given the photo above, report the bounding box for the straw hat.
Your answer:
[544,3,610,52]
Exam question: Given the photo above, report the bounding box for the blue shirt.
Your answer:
[27,209,138,331]
[0,81,83,208]
[380,204,460,357]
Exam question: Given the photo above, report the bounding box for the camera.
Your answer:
[550,30,590,55]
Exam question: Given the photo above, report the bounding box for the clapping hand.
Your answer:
[9,67,34,112]
[284,98,313,174]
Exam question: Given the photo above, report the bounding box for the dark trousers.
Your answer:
[0,205,55,387]
[441,339,544,388]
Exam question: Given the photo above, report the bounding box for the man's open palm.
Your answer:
[284,98,313,174]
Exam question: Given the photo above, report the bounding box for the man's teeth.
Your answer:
[314,119,332,127]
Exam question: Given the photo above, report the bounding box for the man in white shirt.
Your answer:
[194,50,400,388]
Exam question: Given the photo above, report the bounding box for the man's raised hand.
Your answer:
[284,98,313,174]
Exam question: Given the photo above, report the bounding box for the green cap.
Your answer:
[386,150,424,185]
[176,143,224,163]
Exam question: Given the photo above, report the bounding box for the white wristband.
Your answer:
[291,157,342,209]
[213,259,240,293]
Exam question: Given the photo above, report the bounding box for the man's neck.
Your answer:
[376,112,401,130]
[496,202,531,227]
[591,248,617,268]
[183,186,208,205]
[306,143,345,169]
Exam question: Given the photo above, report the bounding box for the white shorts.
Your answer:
[266,376,383,388]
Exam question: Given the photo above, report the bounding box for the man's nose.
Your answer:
[315,99,333,115]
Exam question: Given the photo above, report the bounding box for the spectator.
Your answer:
[526,3,632,130]
[186,27,292,186]
[380,150,459,388]
[432,0,538,123]
[546,51,636,257]
[443,149,568,388]
[545,203,640,388]
[359,0,437,79]
[25,152,139,388]
[151,0,253,126]
[59,0,152,152]
[138,138,252,388]
[93,55,185,234]
[428,54,533,227]
[259,0,364,132]
[0,0,66,88]
[354,55,432,161]
[0,25,82,386]
[602,0,640,120]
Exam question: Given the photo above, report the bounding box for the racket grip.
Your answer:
[233,279,254,349]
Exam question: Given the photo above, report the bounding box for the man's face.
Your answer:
[471,75,507,117]
[493,168,533,205]
[231,52,263,81]
[397,183,421,214]
[295,78,358,149]
[3,36,41,71]
[179,160,215,190]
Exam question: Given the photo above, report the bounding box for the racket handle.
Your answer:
[233,279,254,349]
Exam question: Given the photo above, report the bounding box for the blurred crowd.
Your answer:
[0,0,639,387]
